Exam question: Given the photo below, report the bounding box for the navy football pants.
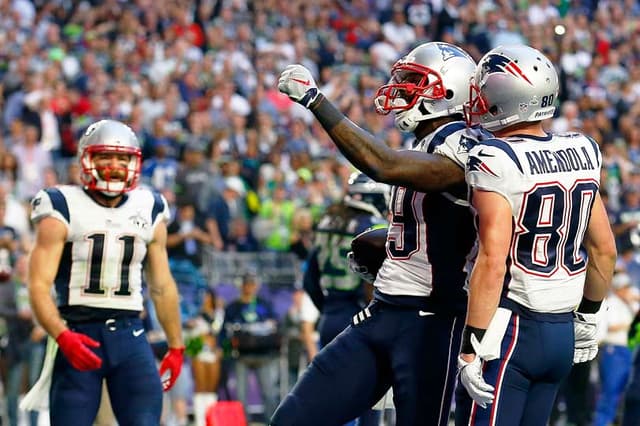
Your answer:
[455,311,573,426]
[271,301,465,426]
[319,305,381,426]
[318,305,361,348]
[50,317,162,426]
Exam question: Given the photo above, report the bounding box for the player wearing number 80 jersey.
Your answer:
[26,120,184,426]
[456,45,617,426]
[465,133,601,311]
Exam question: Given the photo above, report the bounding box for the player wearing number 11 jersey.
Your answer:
[26,120,184,426]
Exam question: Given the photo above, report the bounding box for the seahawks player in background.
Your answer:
[303,172,389,425]
[25,120,184,426]
[305,172,389,347]
[273,42,488,425]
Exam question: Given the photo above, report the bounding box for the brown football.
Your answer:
[350,227,388,278]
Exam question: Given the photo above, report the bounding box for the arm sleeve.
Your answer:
[151,191,171,229]
[30,189,70,231]
[430,125,484,169]
[465,141,520,209]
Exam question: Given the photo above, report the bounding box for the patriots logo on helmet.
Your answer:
[437,42,468,61]
[481,54,532,85]
[468,152,499,178]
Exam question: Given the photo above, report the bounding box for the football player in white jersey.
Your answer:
[27,120,184,425]
[274,42,488,425]
[456,45,617,425]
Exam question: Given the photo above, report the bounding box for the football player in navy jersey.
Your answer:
[304,172,389,348]
[26,119,184,426]
[456,45,616,425]
[303,172,389,426]
[273,42,487,425]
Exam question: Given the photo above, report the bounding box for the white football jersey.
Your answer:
[30,185,170,311]
[465,132,602,313]
[374,121,484,299]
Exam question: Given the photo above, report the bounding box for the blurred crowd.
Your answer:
[2,0,640,424]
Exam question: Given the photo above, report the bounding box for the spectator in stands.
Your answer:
[624,307,640,425]
[616,232,640,291]
[594,272,639,426]
[282,286,319,390]
[166,195,213,426]
[221,272,281,422]
[227,217,259,252]
[288,207,314,262]
[186,287,224,426]
[256,182,295,252]
[11,123,52,202]
[141,138,179,192]
[204,176,249,250]
[613,186,640,244]
[174,140,212,213]
[3,254,45,426]
[167,195,212,320]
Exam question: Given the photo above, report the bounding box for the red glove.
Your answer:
[56,329,102,371]
[159,347,185,391]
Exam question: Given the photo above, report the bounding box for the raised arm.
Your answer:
[278,65,464,192]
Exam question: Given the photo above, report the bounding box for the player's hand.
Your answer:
[573,311,599,363]
[56,329,102,371]
[159,346,185,391]
[347,251,376,282]
[278,64,320,108]
[458,354,495,408]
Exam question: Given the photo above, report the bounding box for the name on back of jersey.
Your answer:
[525,146,595,175]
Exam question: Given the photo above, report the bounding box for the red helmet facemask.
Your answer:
[80,145,142,196]
[464,78,490,127]
[374,62,446,115]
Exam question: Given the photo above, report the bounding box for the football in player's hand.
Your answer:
[350,227,388,280]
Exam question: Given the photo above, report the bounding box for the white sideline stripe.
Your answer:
[437,316,458,426]
[489,314,520,426]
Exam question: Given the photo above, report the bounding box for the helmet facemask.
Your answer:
[375,63,447,132]
[374,42,476,133]
[464,77,491,127]
[375,63,446,113]
[80,145,142,197]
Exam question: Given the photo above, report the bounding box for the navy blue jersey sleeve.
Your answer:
[303,247,324,311]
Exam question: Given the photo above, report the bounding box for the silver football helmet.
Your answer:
[77,119,142,196]
[465,45,559,132]
[374,42,476,132]
[345,172,391,217]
